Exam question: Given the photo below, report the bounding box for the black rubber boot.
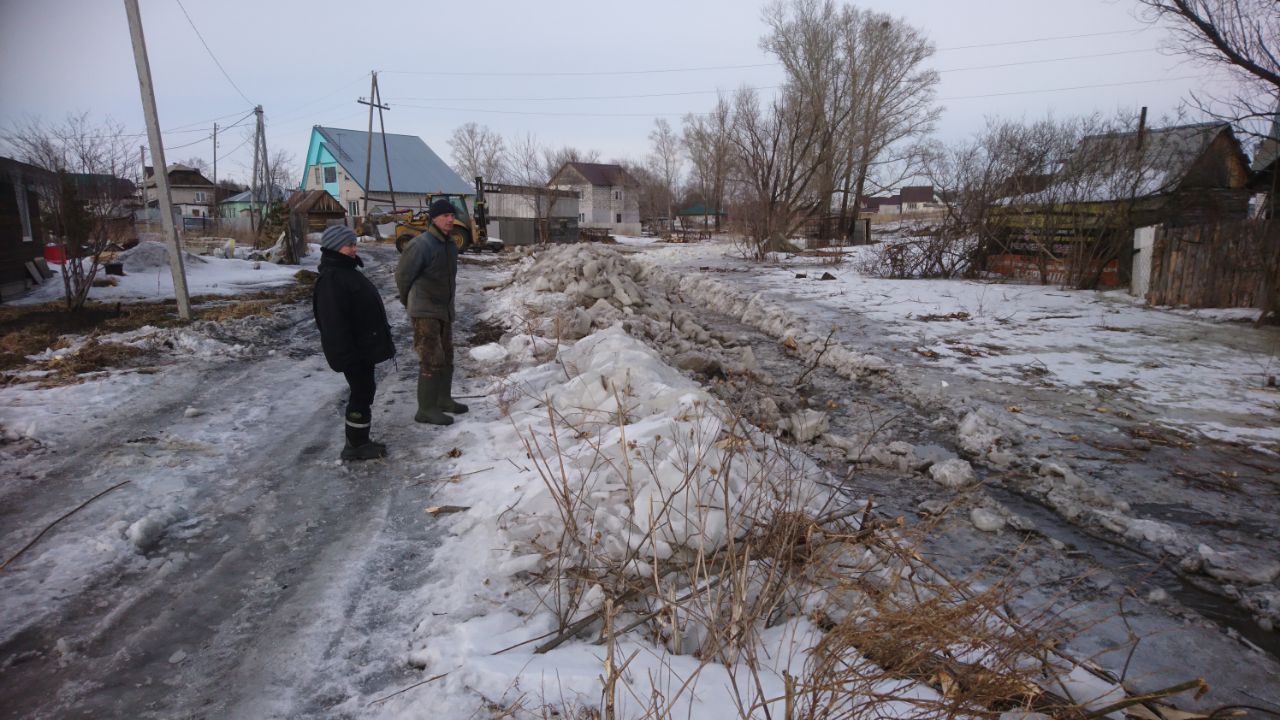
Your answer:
[414,374,453,426]
[443,367,469,414]
[341,411,386,460]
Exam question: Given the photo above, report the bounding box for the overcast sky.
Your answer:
[0,0,1234,186]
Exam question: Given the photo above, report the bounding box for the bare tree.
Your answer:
[647,118,683,232]
[1135,0,1279,138]
[262,149,298,195]
[762,0,940,242]
[683,95,733,231]
[616,159,668,226]
[175,156,211,176]
[4,113,137,311]
[448,122,507,183]
[506,133,562,244]
[727,86,830,258]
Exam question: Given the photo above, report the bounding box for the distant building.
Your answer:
[479,181,579,245]
[300,126,471,217]
[548,162,640,236]
[143,164,215,220]
[219,186,291,219]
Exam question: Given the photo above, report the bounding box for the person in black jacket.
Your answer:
[313,225,396,460]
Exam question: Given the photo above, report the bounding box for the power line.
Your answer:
[380,62,775,78]
[940,74,1209,101]
[937,28,1148,52]
[380,48,1161,105]
[938,48,1157,73]
[174,0,253,105]
[389,74,1209,119]
[379,29,1154,79]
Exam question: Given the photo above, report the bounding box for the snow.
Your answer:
[2,232,1277,717]
[14,240,313,306]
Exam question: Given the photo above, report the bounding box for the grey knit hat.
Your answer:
[320,224,358,251]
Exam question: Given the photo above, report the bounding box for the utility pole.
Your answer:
[250,105,263,234]
[357,72,391,218]
[212,121,218,210]
[123,0,191,321]
[139,145,146,206]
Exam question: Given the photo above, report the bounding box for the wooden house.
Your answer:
[286,189,346,234]
[991,122,1253,286]
[0,157,53,300]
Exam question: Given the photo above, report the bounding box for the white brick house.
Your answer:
[548,162,640,236]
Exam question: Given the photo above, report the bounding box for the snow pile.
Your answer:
[118,240,207,272]
[399,323,1131,716]
[402,324,842,716]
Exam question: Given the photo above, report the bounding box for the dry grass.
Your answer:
[0,270,315,383]
[486,366,1204,719]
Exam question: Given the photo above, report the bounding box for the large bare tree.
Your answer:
[761,0,940,242]
[1136,0,1279,136]
[726,86,831,258]
[647,118,683,231]
[683,95,733,231]
[448,122,507,184]
[4,113,137,311]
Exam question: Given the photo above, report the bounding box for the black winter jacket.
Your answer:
[312,248,396,372]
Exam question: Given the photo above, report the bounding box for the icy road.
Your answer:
[1,238,1278,718]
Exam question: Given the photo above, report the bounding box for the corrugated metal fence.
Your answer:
[1145,219,1279,308]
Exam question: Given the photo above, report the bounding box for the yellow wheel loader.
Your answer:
[390,177,498,254]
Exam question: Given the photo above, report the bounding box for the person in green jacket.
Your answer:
[394,198,469,426]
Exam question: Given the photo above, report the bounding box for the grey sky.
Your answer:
[0,0,1229,186]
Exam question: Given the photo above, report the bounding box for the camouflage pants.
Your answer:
[412,317,453,376]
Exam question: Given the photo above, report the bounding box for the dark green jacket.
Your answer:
[395,224,457,321]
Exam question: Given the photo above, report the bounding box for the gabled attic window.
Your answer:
[323,166,337,183]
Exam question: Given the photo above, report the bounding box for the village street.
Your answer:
[0,239,1278,718]
[0,246,466,718]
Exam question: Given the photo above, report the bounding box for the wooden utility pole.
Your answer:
[358,72,393,217]
[212,122,218,199]
[123,0,191,321]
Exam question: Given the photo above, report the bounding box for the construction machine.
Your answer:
[386,176,498,254]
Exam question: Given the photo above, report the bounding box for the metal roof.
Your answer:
[314,126,471,195]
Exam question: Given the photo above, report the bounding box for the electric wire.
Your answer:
[379,28,1152,78]
[381,47,1159,105]
[388,73,1208,119]
[174,0,253,105]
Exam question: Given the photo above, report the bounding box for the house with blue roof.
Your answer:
[300,126,471,218]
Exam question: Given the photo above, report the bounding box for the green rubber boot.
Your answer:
[443,367,469,414]
[414,374,453,426]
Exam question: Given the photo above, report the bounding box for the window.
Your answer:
[614,190,620,200]
[194,191,206,203]
[313,167,321,185]
[578,213,584,222]
[615,213,622,223]
[191,208,201,217]
[323,166,337,183]
[349,201,358,216]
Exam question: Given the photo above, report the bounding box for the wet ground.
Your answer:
[0,246,478,719]
[622,253,1280,712]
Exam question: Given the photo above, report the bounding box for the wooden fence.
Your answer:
[1146,219,1279,308]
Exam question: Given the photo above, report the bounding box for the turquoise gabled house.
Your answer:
[300,126,471,218]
